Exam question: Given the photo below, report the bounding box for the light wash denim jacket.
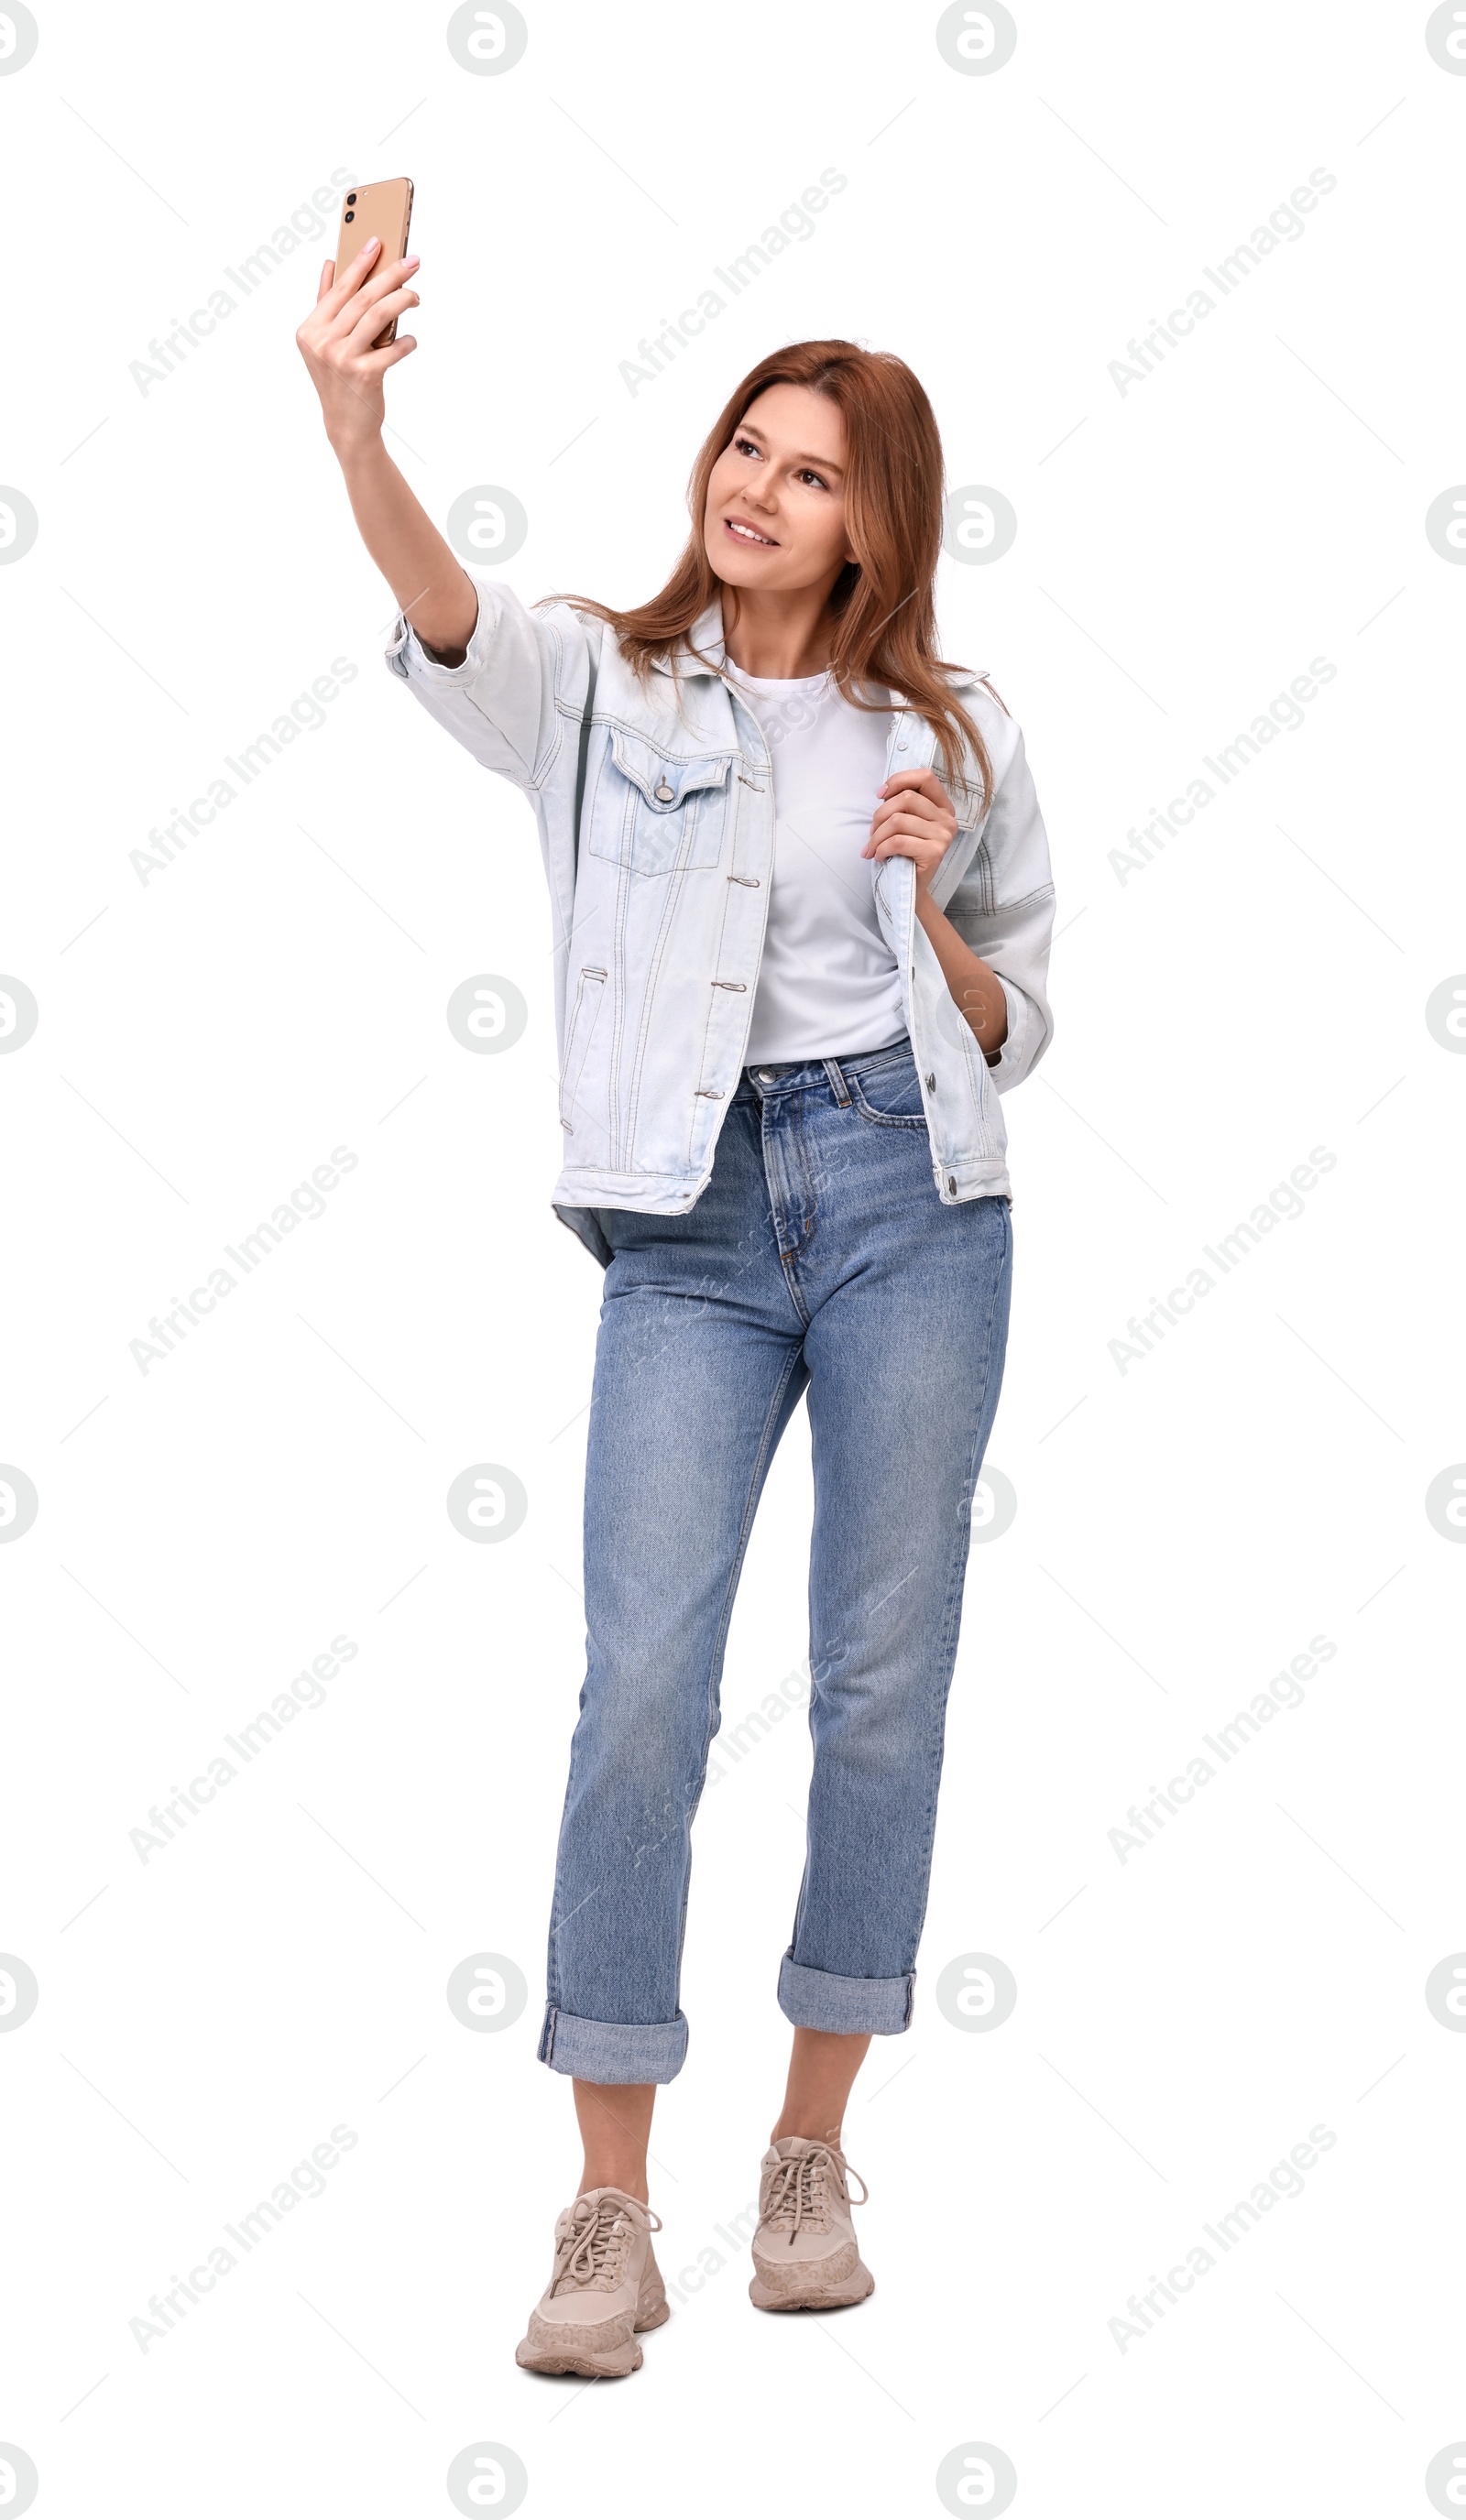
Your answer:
[386,581,1056,1264]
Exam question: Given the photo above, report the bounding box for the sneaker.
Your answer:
[515,2187,670,2377]
[749,2135,873,2312]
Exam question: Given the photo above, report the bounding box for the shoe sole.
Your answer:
[749,2263,875,2314]
[515,2283,670,2378]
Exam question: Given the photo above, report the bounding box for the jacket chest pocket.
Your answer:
[587,727,734,876]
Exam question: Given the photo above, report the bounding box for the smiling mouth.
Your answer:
[725,517,778,547]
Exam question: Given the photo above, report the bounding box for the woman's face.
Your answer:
[702,384,856,599]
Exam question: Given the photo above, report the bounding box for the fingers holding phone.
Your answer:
[296,178,418,454]
[334,178,413,342]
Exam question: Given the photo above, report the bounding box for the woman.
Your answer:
[298,237,1055,2378]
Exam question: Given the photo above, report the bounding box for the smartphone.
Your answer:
[334,177,414,344]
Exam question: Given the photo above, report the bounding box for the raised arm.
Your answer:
[296,236,477,662]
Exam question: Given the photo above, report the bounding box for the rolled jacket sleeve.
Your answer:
[384,573,591,794]
[942,721,1056,1093]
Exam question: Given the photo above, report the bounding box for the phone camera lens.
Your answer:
[344,210,355,223]
[346,191,357,204]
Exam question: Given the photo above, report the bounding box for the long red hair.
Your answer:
[551,340,991,801]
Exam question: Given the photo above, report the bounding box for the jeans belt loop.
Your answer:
[823,1056,852,1107]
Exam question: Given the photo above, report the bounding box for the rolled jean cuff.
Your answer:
[538,2003,689,2084]
[777,1949,914,2035]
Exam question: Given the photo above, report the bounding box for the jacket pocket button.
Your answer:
[654,780,674,802]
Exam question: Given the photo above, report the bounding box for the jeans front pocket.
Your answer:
[586,726,734,877]
[851,1047,926,1127]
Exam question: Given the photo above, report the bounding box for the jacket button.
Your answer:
[946,1175,957,1194]
[654,780,674,802]
[924,1072,935,1089]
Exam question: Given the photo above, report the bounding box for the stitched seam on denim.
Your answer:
[588,740,728,874]
[843,1195,1011,1974]
[626,846,691,1168]
[907,1200,1012,1936]
[786,1096,820,1258]
[672,1340,806,2017]
[610,737,732,801]
[842,1040,912,1081]
[581,732,611,863]
[425,605,565,792]
[565,641,599,902]
[853,1096,927,1129]
[955,1007,989,1146]
[760,1100,814,1326]
[607,852,631,1169]
[533,617,567,789]
[687,871,743,1156]
[542,1599,613,2014]
[992,880,1056,914]
[938,1201,1012,1654]
[591,712,739,763]
[560,971,607,1134]
[940,838,994,921]
[559,1160,712,1179]
[782,1951,910,2004]
[649,780,706,879]
[453,688,540,787]
[850,1043,925,1128]
[700,1343,807,1755]
[687,994,723,1170]
[558,970,588,1132]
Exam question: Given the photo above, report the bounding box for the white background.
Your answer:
[4,1,1465,2513]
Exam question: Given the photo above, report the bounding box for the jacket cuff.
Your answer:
[384,580,488,686]
[984,976,1030,1086]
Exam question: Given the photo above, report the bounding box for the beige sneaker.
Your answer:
[749,2135,873,2311]
[515,2187,669,2377]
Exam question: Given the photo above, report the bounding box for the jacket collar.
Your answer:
[648,597,728,677]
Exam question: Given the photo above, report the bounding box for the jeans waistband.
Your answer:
[738,1035,912,1107]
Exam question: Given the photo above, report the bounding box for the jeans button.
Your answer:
[757,1067,778,1083]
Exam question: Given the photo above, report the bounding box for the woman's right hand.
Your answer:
[296,237,421,459]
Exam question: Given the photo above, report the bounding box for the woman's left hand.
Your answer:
[860,767,959,895]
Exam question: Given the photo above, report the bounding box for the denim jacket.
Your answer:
[386,581,1056,1264]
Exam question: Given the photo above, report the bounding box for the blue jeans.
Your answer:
[537,1039,1013,2083]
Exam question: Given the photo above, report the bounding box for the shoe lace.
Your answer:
[763,2144,869,2246]
[552,2192,662,2294]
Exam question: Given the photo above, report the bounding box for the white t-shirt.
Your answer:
[727,663,909,1065]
